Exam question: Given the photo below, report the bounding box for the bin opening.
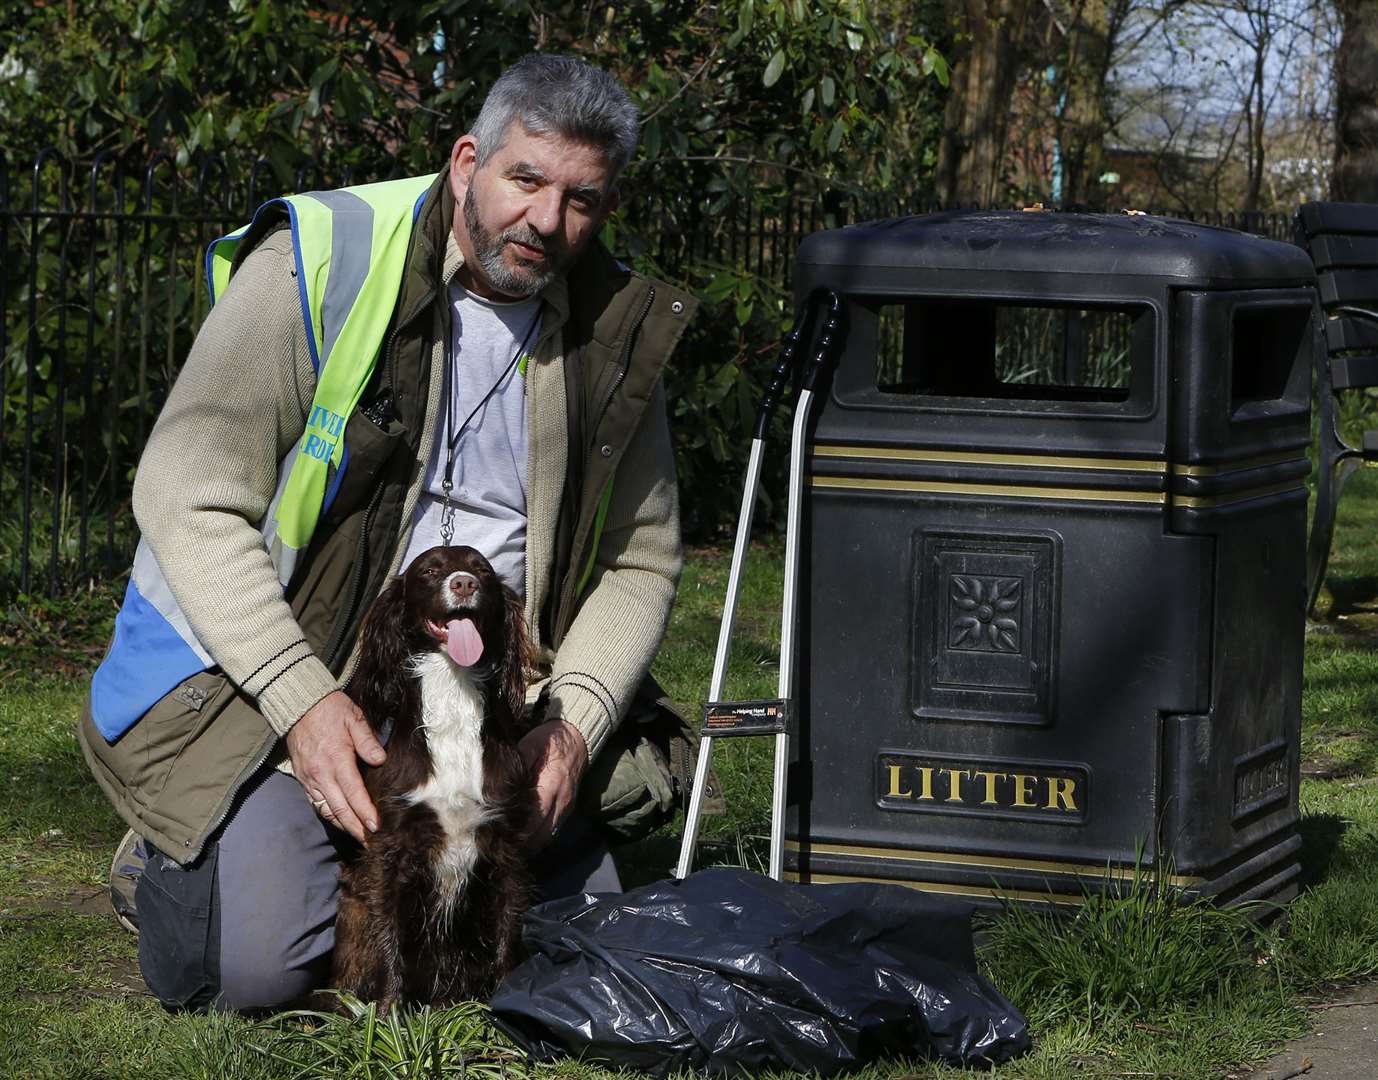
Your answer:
[872,299,1153,405]
[1230,304,1309,412]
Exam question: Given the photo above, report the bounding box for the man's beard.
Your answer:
[463,186,565,298]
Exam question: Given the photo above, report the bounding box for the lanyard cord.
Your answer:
[442,308,540,490]
[439,307,540,546]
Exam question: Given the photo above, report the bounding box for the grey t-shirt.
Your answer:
[400,284,541,594]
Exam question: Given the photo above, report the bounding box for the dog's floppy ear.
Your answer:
[350,575,410,727]
[501,586,531,720]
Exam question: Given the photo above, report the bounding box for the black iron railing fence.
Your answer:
[0,147,1299,596]
[3,151,242,597]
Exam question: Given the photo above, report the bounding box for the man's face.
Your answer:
[449,124,620,300]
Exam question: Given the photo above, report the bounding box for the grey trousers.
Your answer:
[135,769,622,1012]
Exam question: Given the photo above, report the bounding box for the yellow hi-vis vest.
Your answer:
[205,173,437,584]
[89,175,437,743]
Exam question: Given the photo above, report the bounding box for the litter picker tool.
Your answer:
[676,290,843,881]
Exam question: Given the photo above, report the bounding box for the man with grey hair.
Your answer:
[81,53,699,1012]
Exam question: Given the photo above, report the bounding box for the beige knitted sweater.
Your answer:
[132,227,682,761]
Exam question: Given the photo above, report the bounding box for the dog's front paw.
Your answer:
[303,987,354,1016]
[376,992,402,1017]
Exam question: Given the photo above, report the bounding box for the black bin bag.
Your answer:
[489,868,1030,1075]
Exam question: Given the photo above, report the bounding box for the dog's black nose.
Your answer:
[448,572,478,601]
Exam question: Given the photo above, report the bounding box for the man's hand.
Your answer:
[286,690,386,842]
[519,718,589,850]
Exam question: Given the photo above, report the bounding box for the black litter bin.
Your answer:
[786,210,1315,908]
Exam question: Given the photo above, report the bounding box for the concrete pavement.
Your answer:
[1239,982,1378,1080]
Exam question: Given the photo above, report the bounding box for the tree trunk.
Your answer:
[1057,0,1111,206]
[1332,0,1378,202]
[1245,26,1267,212]
[935,0,1036,205]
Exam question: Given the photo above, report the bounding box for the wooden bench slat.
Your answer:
[1311,235,1378,271]
[1319,271,1378,309]
[1298,201,1378,238]
[1331,353,1378,390]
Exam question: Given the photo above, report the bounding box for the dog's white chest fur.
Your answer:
[404,653,494,915]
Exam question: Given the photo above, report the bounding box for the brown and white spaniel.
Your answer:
[331,544,534,1009]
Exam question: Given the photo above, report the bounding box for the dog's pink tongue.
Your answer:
[445,617,484,667]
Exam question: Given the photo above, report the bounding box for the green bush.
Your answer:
[2,1,952,579]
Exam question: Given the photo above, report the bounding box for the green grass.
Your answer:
[984,861,1268,1027]
[640,537,787,873]
[11,476,1378,1078]
[256,995,527,1079]
[1279,467,1378,994]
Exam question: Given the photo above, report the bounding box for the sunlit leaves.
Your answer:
[922,45,950,87]
[763,48,786,88]
[827,117,846,154]
[2,0,950,207]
